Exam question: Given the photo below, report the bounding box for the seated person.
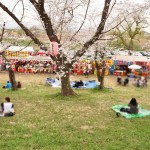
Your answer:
[143,77,148,86]
[73,80,84,88]
[17,81,21,88]
[0,97,15,117]
[120,98,139,114]
[136,77,140,87]
[117,76,122,84]
[52,76,61,87]
[84,67,89,77]
[2,81,12,89]
[123,77,129,86]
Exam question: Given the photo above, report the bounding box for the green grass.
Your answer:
[0,73,150,150]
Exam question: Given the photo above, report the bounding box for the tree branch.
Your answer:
[70,0,91,41]
[59,0,68,42]
[29,0,60,43]
[0,22,5,42]
[0,2,43,47]
[72,0,112,63]
[20,0,25,22]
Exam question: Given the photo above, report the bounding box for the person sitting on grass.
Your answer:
[120,98,139,114]
[73,80,84,88]
[117,76,122,85]
[123,77,129,86]
[2,81,12,89]
[17,81,22,88]
[0,97,15,117]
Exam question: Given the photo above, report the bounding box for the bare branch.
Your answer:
[12,0,20,13]
[20,0,25,22]
[59,0,68,41]
[0,22,5,42]
[29,0,60,43]
[0,2,43,47]
[107,0,117,19]
[101,18,126,34]
[14,40,33,52]
[70,0,91,41]
[72,0,112,63]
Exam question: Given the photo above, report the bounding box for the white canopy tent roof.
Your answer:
[7,46,34,52]
[20,56,52,61]
[112,55,150,62]
[128,64,142,69]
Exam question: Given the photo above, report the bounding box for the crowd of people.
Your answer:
[135,76,148,87]
[0,60,106,76]
[117,76,129,86]
[117,75,148,87]
[1,61,56,73]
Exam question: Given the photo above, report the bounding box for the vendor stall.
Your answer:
[113,60,132,76]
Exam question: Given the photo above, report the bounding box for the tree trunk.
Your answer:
[8,67,17,90]
[129,38,134,50]
[99,67,106,89]
[95,61,106,89]
[96,64,101,83]
[61,68,76,96]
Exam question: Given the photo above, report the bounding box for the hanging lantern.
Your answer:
[50,42,58,56]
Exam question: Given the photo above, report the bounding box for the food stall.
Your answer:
[113,60,132,76]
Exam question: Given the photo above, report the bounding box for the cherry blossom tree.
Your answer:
[0,0,117,96]
[0,22,17,90]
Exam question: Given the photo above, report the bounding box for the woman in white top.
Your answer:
[0,97,15,117]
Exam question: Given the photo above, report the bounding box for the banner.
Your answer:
[5,50,28,57]
[50,42,58,56]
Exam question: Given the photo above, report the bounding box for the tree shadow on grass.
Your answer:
[90,87,113,94]
[48,92,78,101]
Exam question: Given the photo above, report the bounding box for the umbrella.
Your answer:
[128,64,142,69]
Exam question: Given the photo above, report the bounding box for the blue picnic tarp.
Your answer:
[45,78,98,89]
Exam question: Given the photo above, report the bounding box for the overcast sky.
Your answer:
[0,0,149,31]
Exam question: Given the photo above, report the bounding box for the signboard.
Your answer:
[5,50,28,57]
[114,60,132,65]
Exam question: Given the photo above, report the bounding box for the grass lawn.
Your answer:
[0,72,150,150]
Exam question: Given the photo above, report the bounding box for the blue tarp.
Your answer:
[45,78,98,89]
[71,80,98,89]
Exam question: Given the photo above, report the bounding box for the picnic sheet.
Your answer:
[71,80,98,89]
[45,78,98,89]
[112,104,150,119]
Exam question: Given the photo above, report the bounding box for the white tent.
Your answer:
[128,64,142,69]
[8,46,34,52]
[20,56,51,61]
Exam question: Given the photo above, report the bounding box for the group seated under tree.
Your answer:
[117,76,129,86]
[135,76,148,87]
